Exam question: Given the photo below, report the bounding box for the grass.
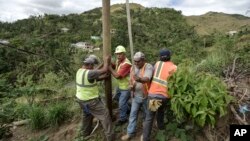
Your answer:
[29,105,47,130]
[47,102,71,127]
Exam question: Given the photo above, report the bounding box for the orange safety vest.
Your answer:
[148,61,177,98]
[130,63,151,96]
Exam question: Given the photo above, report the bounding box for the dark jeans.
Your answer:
[77,98,114,141]
[142,97,168,141]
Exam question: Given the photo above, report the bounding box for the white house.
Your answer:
[61,27,69,33]
[71,42,94,50]
[0,39,9,44]
[227,31,237,36]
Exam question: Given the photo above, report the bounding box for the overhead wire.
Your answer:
[0,42,75,74]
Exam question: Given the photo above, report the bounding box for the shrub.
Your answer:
[47,102,71,127]
[29,105,47,130]
[168,62,233,127]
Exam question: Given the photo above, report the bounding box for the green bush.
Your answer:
[15,104,30,120]
[47,102,71,127]
[29,105,47,130]
[0,99,16,139]
[196,46,232,76]
[168,62,233,127]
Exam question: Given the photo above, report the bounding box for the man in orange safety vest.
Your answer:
[142,49,177,141]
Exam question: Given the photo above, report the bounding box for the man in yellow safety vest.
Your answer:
[76,56,114,141]
[109,45,132,126]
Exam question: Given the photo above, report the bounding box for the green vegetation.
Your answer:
[169,62,233,127]
[185,12,250,35]
[0,3,249,141]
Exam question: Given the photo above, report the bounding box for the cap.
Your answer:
[133,52,145,61]
[88,54,99,65]
[159,49,171,57]
[83,57,95,64]
[115,45,126,53]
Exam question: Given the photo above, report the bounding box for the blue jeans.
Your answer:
[115,88,131,121]
[127,96,147,136]
[142,97,168,141]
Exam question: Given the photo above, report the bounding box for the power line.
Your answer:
[0,42,75,74]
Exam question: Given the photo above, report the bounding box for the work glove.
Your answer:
[148,99,162,111]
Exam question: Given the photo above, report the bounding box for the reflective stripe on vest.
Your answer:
[76,69,99,101]
[130,63,151,95]
[116,58,131,90]
[152,62,167,87]
[149,61,177,97]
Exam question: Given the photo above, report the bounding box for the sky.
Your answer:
[0,0,249,22]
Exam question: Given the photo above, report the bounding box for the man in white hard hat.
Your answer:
[109,45,132,126]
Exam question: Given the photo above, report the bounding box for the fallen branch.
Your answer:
[238,89,248,103]
[203,125,214,141]
[230,57,238,77]
[230,105,248,125]
[13,119,31,126]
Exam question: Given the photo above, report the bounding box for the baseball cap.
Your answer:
[159,49,171,57]
[133,52,145,61]
[83,57,95,64]
[88,54,100,65]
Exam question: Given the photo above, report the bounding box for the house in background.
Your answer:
[61,27,69,33]
[71,42,94,49]
[91,36,101,40]
[227,30,237,36]
[0,39,9,44]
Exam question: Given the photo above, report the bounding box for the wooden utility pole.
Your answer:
[102,0,112,117]
[126,0,134,65]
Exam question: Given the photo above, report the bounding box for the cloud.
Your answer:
[0,0,249,22]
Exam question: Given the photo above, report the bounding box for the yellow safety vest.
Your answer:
[76,68,99,101]
[116,58,131,90]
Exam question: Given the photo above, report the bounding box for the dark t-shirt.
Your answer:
[87,70,100,83]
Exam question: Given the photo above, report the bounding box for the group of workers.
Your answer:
[75,45,177,141]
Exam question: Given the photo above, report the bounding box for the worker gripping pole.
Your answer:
[126,0,134,66]
[102,0,112,118]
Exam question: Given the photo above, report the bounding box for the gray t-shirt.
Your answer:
[87,70,100,83]
[133,63,154,98]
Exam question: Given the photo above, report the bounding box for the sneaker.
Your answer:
[121,134,131,140]
[115,119,128,126]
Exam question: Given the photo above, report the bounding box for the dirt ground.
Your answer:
[3,116,146,141]
[4,119,79,141]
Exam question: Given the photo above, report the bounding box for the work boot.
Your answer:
[121,134,131,140]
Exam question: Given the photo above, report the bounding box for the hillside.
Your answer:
[0,3,249,141]
[185,12,250,35]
